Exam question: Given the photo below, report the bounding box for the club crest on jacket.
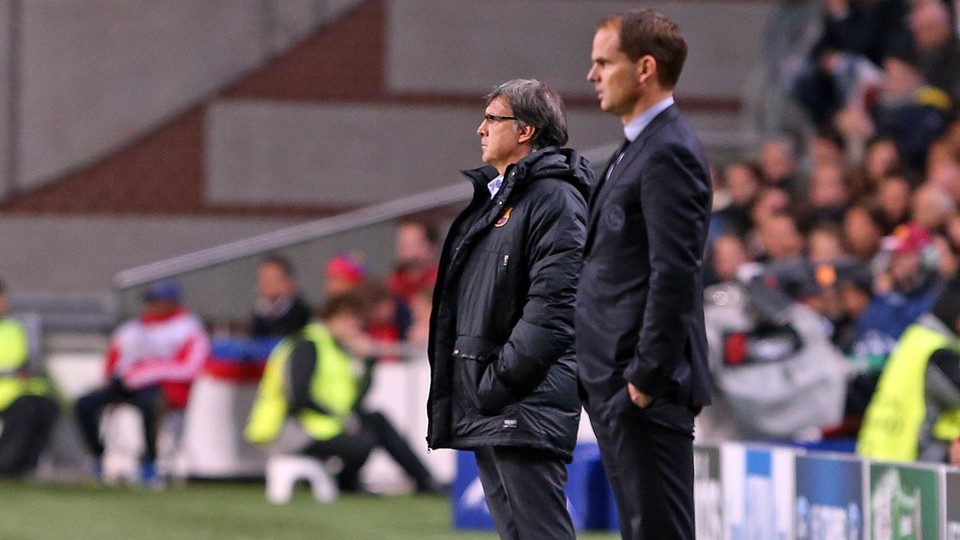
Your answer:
[494,207,514,228]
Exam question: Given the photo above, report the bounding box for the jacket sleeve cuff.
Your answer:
[623,362,663,399]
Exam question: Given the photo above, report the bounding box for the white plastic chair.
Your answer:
[265,454,338,504]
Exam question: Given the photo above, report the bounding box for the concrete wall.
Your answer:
[207,102,616,205]
[0,1,12,198]
[386,0,774,100]
[269,0,361,52]
[6,0,360,194]
[0,215,300,295]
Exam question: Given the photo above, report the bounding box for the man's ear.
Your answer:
[635,54,658,86]
[517,124,535,145]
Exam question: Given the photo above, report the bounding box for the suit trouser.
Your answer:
[585,390,697,540]
[474,446,575,540]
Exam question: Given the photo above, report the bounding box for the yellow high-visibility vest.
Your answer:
[857,322,960,461]
[0,318,47,412]
[245,323,357,444]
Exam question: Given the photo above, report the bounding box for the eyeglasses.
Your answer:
[483,114,518,123]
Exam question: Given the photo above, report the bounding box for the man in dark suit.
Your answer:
[576,9,712,539]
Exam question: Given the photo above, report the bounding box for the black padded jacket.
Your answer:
[426,146,593,462]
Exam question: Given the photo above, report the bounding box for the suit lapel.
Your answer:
[584,105,681,251]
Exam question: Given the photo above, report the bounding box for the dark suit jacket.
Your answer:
[575,104,712,410]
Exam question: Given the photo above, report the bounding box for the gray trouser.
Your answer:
[474,446,575,540]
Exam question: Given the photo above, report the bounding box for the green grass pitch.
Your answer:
[0,481,621,539]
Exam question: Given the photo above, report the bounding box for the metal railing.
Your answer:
[112,132,758,292]
[113,183,472,290]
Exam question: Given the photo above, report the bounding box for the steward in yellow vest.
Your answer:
[0,282,59,476]
[858,278,960,462]
[246,294,375,491]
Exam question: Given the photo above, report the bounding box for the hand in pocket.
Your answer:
[476,363,517,415]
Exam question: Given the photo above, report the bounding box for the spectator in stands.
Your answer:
[908,0,960,105]
[808,223,848,263]
[388,221,440,307]
[74,280,210,486]
[834,261,875,354]
[758,212,806,263]
[324,252,367,298]
[843,203,886,261]
[791,0,922,130]
[836,49,951,172]
[251,255,311,338]
[858,274,960,462]
[943,117,960,156]
[849,223,942,378]
[875,173,913,231]
[911,183,956,233]
[801,161,851,226]
[359,279,409,359]
[945,212,960,252]
[711,160,763,239]
[864,137,903,187]
[759,136,804,196]
[404,286,433,347]
[708,234,753,285]
[750,186,792,229]
[0,280,59,476]
[807,128,847,169]
[925,137,960,173]
[934,233,960,279]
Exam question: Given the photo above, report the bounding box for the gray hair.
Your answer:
[485,79,569,150]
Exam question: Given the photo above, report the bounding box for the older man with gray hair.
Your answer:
[426,79,594,539]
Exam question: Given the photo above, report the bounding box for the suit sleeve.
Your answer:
[625,145,711,397]
[478,183,587,409]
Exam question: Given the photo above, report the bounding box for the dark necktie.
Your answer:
[591,138,630,204]
[608,138,631,179]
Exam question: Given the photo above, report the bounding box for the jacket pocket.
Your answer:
[476,359,517,415]
[452,336,499,416]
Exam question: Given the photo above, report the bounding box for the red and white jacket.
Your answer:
[104,308,211,409]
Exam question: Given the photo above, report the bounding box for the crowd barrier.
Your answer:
[453,442,960,539]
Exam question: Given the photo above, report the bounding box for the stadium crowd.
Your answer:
[704,0,960,464]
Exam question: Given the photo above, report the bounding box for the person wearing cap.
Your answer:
[848,223,943,379]
[74,280,210,486]
[324,252,367,297]
[0,280,59,476]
